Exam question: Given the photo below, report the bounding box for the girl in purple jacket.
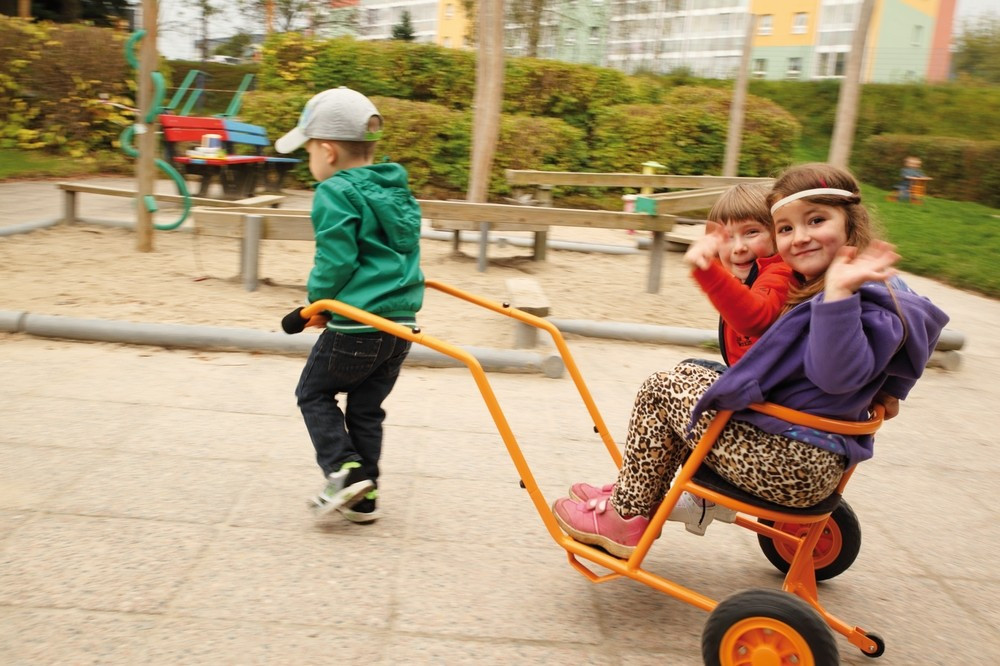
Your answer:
[553,164,949,559]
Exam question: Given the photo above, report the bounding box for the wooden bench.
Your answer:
[191,200,677,293]
[160,115,299,199]
[57,182,285,225]
[505,277,550,348]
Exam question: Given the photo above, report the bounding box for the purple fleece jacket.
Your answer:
[689,280,950,467]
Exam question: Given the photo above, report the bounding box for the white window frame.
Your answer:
[793,12,808,35]
[758,14,773,36]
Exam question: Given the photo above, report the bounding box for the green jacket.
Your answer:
[308,162,424,332]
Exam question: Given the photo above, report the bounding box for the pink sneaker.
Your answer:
[552,497,650,559]
[568,482,615,503]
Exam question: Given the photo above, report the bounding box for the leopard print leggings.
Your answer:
[610,361,846,518]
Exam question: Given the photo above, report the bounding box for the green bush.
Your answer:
[588,87,799,177]
[749,79,1000,156]
[240,92,586,198]
[259,33,635,128]
[0,17,133,158]
[857,134,1000,208]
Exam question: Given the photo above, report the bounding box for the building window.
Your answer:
[787,57,802,78]
[442,36,451,47]
[817,52,829,76]
[753,58,767,77]
[912,24,923,46]
[565,28,576,45]
[445,3,454,18]
[758,14,772,35]
[589,26,600,44]
[793,12,808,34]
[834,52,846,77]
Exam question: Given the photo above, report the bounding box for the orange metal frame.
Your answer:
[303,279,884,657]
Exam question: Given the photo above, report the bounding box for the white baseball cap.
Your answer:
[274,87,383,154]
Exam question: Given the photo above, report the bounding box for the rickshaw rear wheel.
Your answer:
[757,500,862,581]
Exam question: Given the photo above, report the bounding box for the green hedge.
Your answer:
[749,79,1000,153]
[239,92,587,198]
[0,17,132,157]
[857,134,1000,208]
[588,87,800,177]
[259,33,637,130]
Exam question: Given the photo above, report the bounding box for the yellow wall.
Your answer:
[436,0,469,49]
[900,0,937,17]
[750,0,821,48]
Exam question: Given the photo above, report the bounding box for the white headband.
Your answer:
[770,188,854,215]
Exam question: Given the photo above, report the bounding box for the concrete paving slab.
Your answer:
[167,531,398,627]
[0,607,157,664]
[0,515,213,613]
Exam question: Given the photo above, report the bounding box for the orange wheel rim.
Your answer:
[719,617,814,666]
[773,521,842,569]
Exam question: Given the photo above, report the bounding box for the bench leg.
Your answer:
[533,230,548,261]
[63,189,77,224]
[242,214,262,292]
[647,230,664,294]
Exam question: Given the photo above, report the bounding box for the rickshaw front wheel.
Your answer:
[702,589,839,666]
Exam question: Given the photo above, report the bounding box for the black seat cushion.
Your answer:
[692,464,842,517]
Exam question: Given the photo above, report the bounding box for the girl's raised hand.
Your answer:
[683,221,730,271]
[824,239,900,302]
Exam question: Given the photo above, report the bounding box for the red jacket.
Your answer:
[691,254,797,365]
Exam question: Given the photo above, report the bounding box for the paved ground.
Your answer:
[2,178,999,664]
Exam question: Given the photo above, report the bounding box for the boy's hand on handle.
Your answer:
[683,221,729,271]
[281,307,308,334]
[824,240,900,303]
[282,307,331,334]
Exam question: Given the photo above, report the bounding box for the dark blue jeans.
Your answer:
[296,329,411,482]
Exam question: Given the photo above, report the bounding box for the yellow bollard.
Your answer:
[640,160,666,196]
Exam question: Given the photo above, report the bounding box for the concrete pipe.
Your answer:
[549,318,716,347]
[9,312,564,378]
[0,219,61,236]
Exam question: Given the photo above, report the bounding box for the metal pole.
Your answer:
[135,0,158,252]
[828,0,875,169]
[723,14,757,177]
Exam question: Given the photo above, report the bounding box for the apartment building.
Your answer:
[341,0,954,83]
[750,0,956,82]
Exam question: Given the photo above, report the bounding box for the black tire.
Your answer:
[702,589,839,666]
[862,631,887,658]
[757,500,862,581]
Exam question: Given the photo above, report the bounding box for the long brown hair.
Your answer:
[768,163,877,310]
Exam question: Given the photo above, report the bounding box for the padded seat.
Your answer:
[691,463,843,517]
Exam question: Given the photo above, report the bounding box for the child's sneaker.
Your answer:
[569,482,719,536]
[568,482,615,503]
[671,492,717,536]
[310,462,374,517]
[552,496,649,559]
[338,489,381,524]
[714,507,739,523]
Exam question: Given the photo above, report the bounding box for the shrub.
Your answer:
[588,87,799,177]
[857,134,1000,208]
[0,17,133,158]
[239,92,586,198]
